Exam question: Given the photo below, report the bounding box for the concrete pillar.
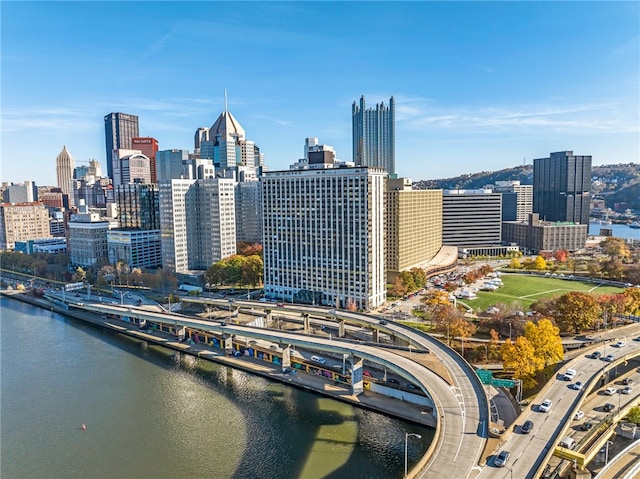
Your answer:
[339,320,345,338]
[351,357,364,396]
[372,329,379,342]
[303,313,310,333]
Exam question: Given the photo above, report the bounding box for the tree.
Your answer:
[587,260,602,278]
[241,255,263,287]
[500,337,544,387]
[524,319,563,367]
[552,292,602,333]
[487,329,500,362]
[410,267,427,289]
[625,406,640,425]
[534,255,547,271]
[601,257,624,280]
[391,276,408,298]
[399,271,417,293]
[554,249,569,263]
[422,290,451,307]
[623,287,640,316]
[205,262,226,286]
[600,237,630,260]
[73,267,86,282]
[509,257,521,269]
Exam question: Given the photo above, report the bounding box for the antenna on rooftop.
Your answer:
[224,89,228,113]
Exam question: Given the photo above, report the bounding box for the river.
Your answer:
[589,222,640,240]
[0,297,433,479]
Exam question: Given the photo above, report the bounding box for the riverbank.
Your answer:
[1,290,436,429]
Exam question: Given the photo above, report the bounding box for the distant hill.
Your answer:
[414,163,640,210]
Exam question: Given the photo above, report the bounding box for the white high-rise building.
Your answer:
[262,163,387,310]
[159,178,236,274]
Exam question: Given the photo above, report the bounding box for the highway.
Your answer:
[471,334,640,479]
[183,298,490,479]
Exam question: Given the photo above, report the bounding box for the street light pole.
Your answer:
[404,432,422,478]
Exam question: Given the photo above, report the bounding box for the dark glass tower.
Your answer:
[533,151,591,225]
[104,113,140,180]
[352,95,395,175]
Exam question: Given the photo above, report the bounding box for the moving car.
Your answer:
[581,422,594,431]
[622,386,633,394]
[521,420,534,434]
[539,399,553,412]
[494,450,510,467]
[604,387,617,396]
[573,410,584,421]
[387,378,400,385]
[562,369,576,381]
[310,355,326,364]
[569,381,583,390]
[591,351,602,359]
[603,403,615,412]
[604,354,616,362]
[613,341,626,348]
[622,377,633,385]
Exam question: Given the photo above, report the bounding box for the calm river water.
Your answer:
[0,297,433,479]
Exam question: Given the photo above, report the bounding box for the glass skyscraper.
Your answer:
[352,95,395,175]
[533,151,591,225]
[104,112,139,180]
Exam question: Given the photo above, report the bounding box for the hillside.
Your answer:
[414,163,640,210]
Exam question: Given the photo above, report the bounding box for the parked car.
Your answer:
[539,399,553,412]
[494,450,510,467]
[604,387,617,396]
[521,420,534,434]
[569,381,583,391]
[573,410,584,421]
[603,403,615,412]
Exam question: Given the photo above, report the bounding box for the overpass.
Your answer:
[60,296,490,479]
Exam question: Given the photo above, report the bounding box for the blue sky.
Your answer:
[2,1,639,186]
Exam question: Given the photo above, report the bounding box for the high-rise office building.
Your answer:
[111,150,152,187]
[442,189,502,247]
[491,181,533,222]
[262,162,387,310]
[132,137,159,183]
[386,178,443,282]
[156,149,189,182]
[3,181,36,203]
[115,183,160,230]
[56,146,75,196]
[533,151,591,225]
[158,178,236,274]
[104,113,140,180]
[0,202,50,250]
[352,95,395,175]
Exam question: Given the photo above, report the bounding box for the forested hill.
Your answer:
[413,163,640,210]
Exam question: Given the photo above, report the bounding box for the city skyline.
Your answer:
[2,2,638,186]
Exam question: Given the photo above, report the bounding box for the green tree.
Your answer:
[410,267,427,289]
[553,292,602,333]
[241,255,263,287]
[524,319,563,367]
[625,406,640,425]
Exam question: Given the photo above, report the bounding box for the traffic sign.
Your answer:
[491,378,516,388]
[476,369,493,384]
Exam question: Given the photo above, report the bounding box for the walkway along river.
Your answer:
[0,294,433,479]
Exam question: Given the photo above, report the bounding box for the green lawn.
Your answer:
[458,274,625,313]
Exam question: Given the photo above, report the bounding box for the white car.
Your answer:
[310,355,326,365]
[539,399,553,412]
[604,387,617,396]
[573,410,584,420]
[563,369,576,381]
[613,341,626,348]
[622,386,633,395]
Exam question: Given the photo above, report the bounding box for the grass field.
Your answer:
[458,274,625,312]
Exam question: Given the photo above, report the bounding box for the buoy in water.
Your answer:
[81,424,86,431]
